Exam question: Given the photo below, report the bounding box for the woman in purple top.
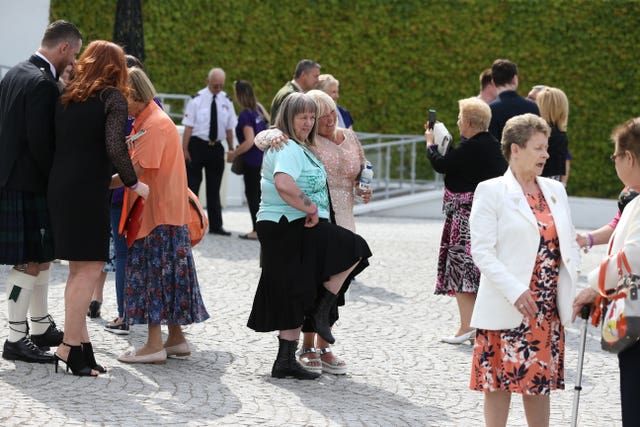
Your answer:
[228,80,269,240]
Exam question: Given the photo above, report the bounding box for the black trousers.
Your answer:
[186,137,224,231]
[619,340,640,426]
[242,163,261,230]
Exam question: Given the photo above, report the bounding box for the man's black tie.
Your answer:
[209,94,218,142]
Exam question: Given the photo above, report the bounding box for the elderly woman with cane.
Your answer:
[573,117,640,426]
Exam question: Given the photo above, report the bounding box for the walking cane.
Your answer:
[571,305,592,427]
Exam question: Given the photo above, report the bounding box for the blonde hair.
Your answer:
[305,89,336,118]
[317,74,339,93]
[501,114,551,161]
[458,97,491,131]
[536,87,569,132]
[127,67,156,103]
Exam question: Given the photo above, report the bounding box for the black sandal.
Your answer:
[54,342,98,377]
[82,342,107,373]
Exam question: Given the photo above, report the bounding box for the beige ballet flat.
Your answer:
[164,342,191,358]
[117,348,167,364]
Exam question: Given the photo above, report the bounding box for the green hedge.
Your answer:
[51,0,640,198]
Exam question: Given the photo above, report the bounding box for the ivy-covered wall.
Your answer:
[51,0,640,198]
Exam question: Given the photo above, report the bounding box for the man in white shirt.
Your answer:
[182,67,237,235]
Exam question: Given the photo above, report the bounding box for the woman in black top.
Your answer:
[425,97,507,345]
[536,87,569,182]
[49,41,149,376]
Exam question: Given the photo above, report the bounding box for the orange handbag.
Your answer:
[118,188,145,248]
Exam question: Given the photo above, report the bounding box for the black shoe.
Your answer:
[209,228,231,236]
[271,337,320,380]
[30,316,64,350]
[104,318,130,335]
[82,342,107,373]
[87,300,102,318]
[54,342,98,376]
[2,337,54,363]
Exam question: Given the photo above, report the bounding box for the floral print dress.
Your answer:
[470,191,564,395]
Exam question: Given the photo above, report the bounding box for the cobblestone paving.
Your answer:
[0,208,621,426]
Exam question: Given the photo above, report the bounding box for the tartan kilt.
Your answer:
[0,187,54,265]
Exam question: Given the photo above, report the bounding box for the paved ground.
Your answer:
[0,208,622,426]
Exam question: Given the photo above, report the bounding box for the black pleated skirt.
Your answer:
[247,216,371,333]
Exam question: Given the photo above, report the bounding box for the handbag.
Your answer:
[231,155,244,175]
[187,188,208,247]
[118,194,145,248]
[598,249,640,353]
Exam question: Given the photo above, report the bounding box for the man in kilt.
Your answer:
[0,20,82,363]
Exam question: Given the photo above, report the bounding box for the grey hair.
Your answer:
[274,92,318,147]
[501,113,551,161]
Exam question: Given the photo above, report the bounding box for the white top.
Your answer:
[182,88,237,142]
[588,195,640,291]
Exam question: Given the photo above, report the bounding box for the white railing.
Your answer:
[156,93,191,120]
[157,93,443,200]
[357,132,443,200]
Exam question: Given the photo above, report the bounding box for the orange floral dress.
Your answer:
[470,191,564,395]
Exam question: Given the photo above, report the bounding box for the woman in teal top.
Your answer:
[247,93,371,380]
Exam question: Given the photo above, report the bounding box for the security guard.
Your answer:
[182,67,237,235]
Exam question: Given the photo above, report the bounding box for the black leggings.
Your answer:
[242,164,261,230]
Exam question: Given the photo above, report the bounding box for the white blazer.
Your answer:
[469,168,579,330]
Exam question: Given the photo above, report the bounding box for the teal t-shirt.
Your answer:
[257,140,330,222]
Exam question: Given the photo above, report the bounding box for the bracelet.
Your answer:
[587,232,594,249]
[130,181,139,191]
[310,207,318,216]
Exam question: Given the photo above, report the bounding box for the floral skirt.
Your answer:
[434,188,479,295]
[124,224,209,325]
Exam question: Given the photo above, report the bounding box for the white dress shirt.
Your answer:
[182,88,237,142]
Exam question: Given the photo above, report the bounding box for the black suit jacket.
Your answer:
[488,90,540,141]
[0,55,60,193]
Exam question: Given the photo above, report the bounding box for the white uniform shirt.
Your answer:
[182,88,237,141]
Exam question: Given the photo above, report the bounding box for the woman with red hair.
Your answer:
[48,40,149,376]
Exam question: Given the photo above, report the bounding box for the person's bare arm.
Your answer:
[182,126,193,162]
[274,172,319,228]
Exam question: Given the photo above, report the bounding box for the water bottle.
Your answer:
[357,161,374,202]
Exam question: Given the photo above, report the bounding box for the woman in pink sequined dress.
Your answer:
[297,90,370,375]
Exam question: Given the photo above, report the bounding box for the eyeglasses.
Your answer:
[610,152,625,162]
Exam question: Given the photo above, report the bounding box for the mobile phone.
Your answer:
[428,109,436,130]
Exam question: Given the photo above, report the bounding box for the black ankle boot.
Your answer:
[54,342,97,376]
[82,342,107,373]
[271,337,320,380]
[310,289,338,344]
